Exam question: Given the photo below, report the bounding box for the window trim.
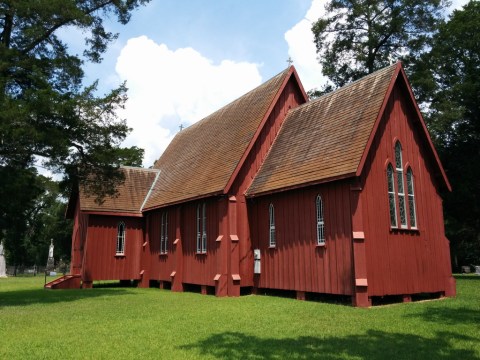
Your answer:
[269,203,276,248]
[395,141,408,229]
[316,195,325,246]
[387,141,419,232]
[116,221,126,256]
[160,211,168,254]
[196,203,207,254]
[406,167,417,229]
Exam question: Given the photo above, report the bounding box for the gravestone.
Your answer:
[0,241,6,277]
[46,239,55,272]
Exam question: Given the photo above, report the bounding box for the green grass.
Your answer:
[1,276,479,359]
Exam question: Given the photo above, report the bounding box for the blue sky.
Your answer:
[58,0,470,168]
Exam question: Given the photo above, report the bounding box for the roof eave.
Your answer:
[246,172,356,198]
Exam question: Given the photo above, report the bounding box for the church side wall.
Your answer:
[248,181,354,295]
[82,215,143,281]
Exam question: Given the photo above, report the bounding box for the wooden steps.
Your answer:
[44,274,81,289]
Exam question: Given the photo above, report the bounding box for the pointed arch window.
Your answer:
[406,168,417,229]
[269,203,276,247]
[196,203,207,254]
[160,211,168,254]
[387,141,418,230]
[395,141,408,228]
[387,164,398,228]
[116,222,125,255]
[316,195,325,246]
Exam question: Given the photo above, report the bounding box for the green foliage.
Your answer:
[0,276,479,359]
[312,0,450,87]
[412,1,480,266]
[0,0,149,261]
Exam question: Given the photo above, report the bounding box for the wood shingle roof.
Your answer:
[79,166,160,215]
[142,67,294,210]
[247,63,399,196]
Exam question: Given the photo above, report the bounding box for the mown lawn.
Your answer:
[0,276,479,359]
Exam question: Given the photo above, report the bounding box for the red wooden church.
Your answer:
[55,63,456,307]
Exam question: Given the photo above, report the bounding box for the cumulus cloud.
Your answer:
[115,36,262,167]
[284,0,328,92]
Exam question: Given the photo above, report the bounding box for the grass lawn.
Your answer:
[0,276,479,359]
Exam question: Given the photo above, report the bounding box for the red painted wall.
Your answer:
[360,81,453,296]
[230,76,307,287]
[70,200,88,276]
[82,216,144,281]
[248,181,354,295]
[148,208,176,281]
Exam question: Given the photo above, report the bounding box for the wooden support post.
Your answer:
[82,281,93,289]
[350,182,370,308]
[159,281,165,289]
[215,198,228,297]
[228,196,240,297]
[171,207,184,293]
[402,295,412,303]
[139,216,151,288]
[201,285,207,295]
[296,291,306,301]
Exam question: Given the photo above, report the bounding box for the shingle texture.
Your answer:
[247,64,398,196]
[143,67,292,210]
[79,167,160,214]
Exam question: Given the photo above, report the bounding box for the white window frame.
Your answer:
[387,163,398,228]
[116,222,126,255]
[406,168,417,229]
[196,203,207,254]
[316,195,325,246]
[395,141,408,229]
[160,211,168,254]
[269,203,276,247]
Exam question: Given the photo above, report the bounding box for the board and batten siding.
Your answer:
[248,181,354,295]
[230,76,308,288]
[70,200,88,276]
[148,208,177,282]
[360,82,453,297]
[82,216,143,281]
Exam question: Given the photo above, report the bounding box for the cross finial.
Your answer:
[287,56,293,66]
[179,124,184,131]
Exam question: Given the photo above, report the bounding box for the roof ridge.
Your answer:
[291,63,398,114]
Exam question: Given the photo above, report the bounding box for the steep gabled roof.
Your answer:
[143,66,302,210]
[79,166,160,215]
[247,63,450,197]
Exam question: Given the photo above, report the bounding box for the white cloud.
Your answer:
[115,36,262,167]
[284,0,328,92]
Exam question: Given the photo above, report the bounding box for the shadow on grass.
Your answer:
[0,288,131,308]
[405,306,480,326]
[180,330,478,359]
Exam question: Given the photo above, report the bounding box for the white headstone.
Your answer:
[48,240,54,259]
[0,241,7,278]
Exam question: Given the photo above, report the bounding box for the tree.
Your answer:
[412,1,480,267]
[0,1,149,256]
[311,0,450,87]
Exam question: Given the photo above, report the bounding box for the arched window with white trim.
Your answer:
[116,222,125,255]
[196,203,207,254]
[316,195,325,245]
[406,168,417,229]
[395,141,407,228]
[387,163,398,228]
[269,203,276,247]
[160,211,168,254]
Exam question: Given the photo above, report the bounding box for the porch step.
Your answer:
[44,274,81,289]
